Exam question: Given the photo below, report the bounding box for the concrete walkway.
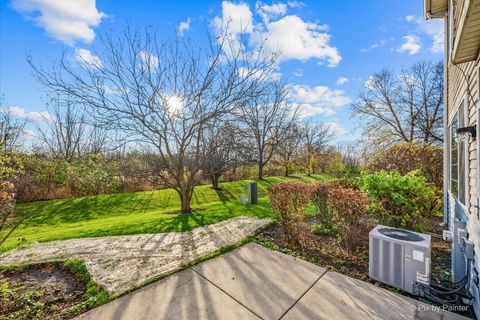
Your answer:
[0,217,270,294]
[77,243,469,320]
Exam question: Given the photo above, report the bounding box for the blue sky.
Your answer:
[0,0,444,145]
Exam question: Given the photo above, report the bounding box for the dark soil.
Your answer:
[0,263,86,320]
[255,216,474,318]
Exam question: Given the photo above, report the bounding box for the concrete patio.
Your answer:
[77,243,469,320]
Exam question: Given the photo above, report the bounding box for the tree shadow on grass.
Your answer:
[166,211,206,232]
[213,187,238,203]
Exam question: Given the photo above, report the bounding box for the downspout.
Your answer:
[443,13,449,226]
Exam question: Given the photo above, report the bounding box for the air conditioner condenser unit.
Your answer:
[369,225,431,294]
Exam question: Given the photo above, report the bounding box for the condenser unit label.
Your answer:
[413,250,424,262]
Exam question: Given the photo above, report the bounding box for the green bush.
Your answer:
[15,156,68,201]
[15,154,121,202]
[310,223,338,236]
[66,154,120,197]
[367,143,443,188]
[359,170,440,230]
[268,182,313,248]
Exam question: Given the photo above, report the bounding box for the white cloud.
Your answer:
[178,17,191,36]
[370,38,386,49]
[397,35,421,55]
[75,48,102,69]
[139,50,159,70]
[256,15,341,66]
[213,1,341,67]
[237,67,281,80]
[325,121,347,135]
[5,106,50,123]
[212,1,254,58]
[22,129,37,140]
[256,1,287,22]
[404,16,444,53]
[364,76,375,89]
[415,18,444,53]
[295,103,336,118]
[336,77,348,85]
[11,0,105,45]
[213,1,254,35]
[291,84,351,118]
[287,1,305,9]
[293,68,303,77]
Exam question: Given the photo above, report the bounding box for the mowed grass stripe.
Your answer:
[2,174,329,252]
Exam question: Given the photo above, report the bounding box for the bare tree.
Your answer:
[0,99,25,153]
[353,60,443,147]
[38,97,86,161]
[237,81,298,180]
[316,146,342,174]
[339,144,362,171]
[86,124,109,154]
[277,123,301,177]
[201,120,239,190]
[29,25,278,213]
[300,121,334,175]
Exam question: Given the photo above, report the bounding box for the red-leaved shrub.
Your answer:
[329,187,369,252]
[0,181,17,246]
[268,182,313,248]
[311,183,333,227]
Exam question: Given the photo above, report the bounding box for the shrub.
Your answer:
[328,177,360,190]
[66,154,120,197]
[367,143,442,188]
[15,156,68,201]
[0,153,24,180]
[0,181,18,246]
[268,182,313,248]
[360,170,440,230]
[311,178,360,224]
[329,187,368,251]
[310,223,338,236]
[311,183,333,226]
[15,154,121,202]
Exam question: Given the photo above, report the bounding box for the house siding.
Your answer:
[446,0,480,301]
[447,58,479,211]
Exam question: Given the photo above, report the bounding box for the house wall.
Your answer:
[445,0,480,310]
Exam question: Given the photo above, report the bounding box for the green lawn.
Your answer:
[2,174,329,252]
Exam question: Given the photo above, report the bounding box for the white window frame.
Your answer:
[463,94,470,212]
[476,98,480,217]
[449,94,469,208]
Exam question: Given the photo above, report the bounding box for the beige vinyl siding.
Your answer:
[446,0,480,256]
[447,53,480,261]
[447,58,479,206]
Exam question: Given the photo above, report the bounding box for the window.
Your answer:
[450,103,466,204]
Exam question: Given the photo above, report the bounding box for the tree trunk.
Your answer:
[258,162,264,180]
[285,165,289,177]
[179,188,192,213]
[211,174,221,190]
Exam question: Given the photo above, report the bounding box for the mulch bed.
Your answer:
[257,216,450,284]
[0,263,86,319]
[255,216,473,318]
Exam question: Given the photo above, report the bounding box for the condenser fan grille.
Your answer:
[378,228,424,242]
